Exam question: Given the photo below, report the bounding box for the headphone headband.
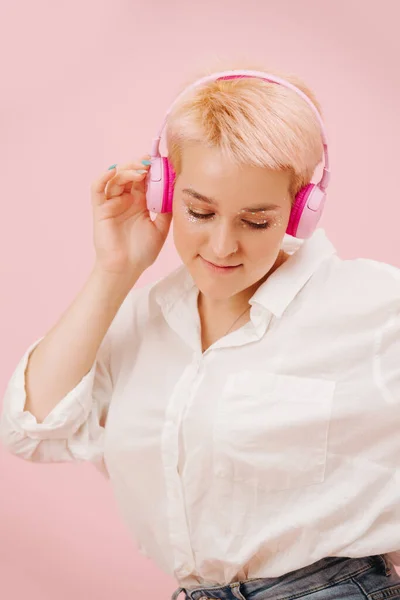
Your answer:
[150,69,330,191]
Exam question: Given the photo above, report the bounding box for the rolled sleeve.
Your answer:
[0,332,112,464]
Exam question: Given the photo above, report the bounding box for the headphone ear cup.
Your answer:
[146,156,175,213]
[146,156,164,213]
[162,158,176,213]
[287,183,326,239]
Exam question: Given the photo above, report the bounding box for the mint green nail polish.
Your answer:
[108,163,117,170]
[141,159,151,166]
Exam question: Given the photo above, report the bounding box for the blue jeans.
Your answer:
[172,555,400,600]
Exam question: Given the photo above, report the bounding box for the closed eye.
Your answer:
[187,209,271,230]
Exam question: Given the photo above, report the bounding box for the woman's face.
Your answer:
[172,143,293,303]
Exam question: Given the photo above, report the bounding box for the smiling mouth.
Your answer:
[201,256,242,269]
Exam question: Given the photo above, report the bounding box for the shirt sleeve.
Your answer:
[373,292,400,406]
[0,323,113,469]
[373,284,400,565]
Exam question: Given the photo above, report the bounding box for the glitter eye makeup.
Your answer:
[185,204,282,230]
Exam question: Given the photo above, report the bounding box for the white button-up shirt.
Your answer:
[1,228,400,587]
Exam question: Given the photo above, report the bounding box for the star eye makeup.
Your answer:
[184,203,282,230]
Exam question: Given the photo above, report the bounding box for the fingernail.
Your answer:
[136,169,147,174]
[108,164,117,170]
[141,159,151,166]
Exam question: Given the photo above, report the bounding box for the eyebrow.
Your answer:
[182,187,280,213]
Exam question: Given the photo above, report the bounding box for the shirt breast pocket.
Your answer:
[213,371,335,492]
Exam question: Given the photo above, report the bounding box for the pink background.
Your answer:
[1,1,399,598]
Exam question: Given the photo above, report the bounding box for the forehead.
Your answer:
[178,143,291,211]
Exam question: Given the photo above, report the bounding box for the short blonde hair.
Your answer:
[165,66,324,202]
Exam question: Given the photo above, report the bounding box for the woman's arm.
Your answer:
[24,264,143,424]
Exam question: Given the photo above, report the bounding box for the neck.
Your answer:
[198,290,250,320]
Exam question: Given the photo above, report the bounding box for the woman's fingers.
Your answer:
[91,168,117,207]
[114,155,152,172]
[104,169,148,200]
[91,156,152,207]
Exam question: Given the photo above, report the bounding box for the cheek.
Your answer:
[245,233,283,266]
[244,233,271,255]
[172,210,204,255]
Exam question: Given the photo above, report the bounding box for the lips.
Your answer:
[200,256,242,271]
[209,261,239,268]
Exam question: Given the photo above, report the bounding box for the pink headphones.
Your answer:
[146,69,330,239]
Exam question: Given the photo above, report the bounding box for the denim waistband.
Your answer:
[171,555,393,600]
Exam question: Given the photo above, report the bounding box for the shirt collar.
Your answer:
[151,228,337,318]
[251,227,337,317]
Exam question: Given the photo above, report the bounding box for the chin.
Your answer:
[191,272,247,301]
[199,283,235,299]
[198,286,241,302]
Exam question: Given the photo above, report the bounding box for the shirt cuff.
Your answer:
[0,336,98,443]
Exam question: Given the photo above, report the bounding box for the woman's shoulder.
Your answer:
[315,254,400,318]
[333,255,399,293]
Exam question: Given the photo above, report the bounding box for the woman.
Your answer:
[1,68,400,600]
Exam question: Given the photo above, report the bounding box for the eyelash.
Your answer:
[187,209,271,230]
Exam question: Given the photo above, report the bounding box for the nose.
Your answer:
[209,220,239,259]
